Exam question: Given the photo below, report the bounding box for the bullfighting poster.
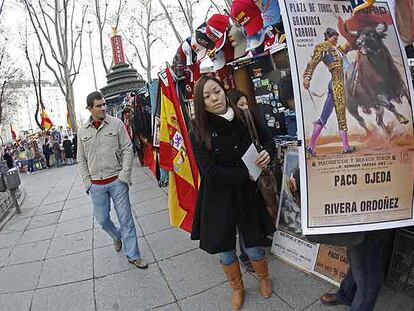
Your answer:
[272,151,348,285]
[280,0,414,234]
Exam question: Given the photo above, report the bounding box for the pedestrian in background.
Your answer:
[52,140,62,167]
[78,91,147,269]
[190,76,275,310]
[42,138,52,168]
[63,135,74,165]
[3,147,13,169]
[72,133,77,162]
[26,143,35,174]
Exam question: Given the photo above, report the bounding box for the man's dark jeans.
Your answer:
[27,159,34,173]
[336,231,393,311]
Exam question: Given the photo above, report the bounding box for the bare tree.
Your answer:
[223,0,232,9]
[0,45,23,126]
[111,0,127,32]
[177,0,198,34]
[208,0,227,14]
[24,45,44,130]
[158,0,183,44]
[94,0,110,74]
[0,0,5,16]
[123,0,163,81]
[22,0,88,133]
[93,0,128,75]
[159,0,225,43]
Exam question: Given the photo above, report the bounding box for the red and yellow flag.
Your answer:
[10,124,16,141]
[67,111,71,129]
[158,67,199,233]
[41,107,53,130]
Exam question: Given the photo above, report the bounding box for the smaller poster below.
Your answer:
[272,230,319,272]
[314,245,349,285]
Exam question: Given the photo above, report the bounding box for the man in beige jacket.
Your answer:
[77,91,147,269]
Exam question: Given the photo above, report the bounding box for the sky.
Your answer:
[3,0,217,125]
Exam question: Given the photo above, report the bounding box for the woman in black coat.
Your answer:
[190,76,275,310]
[62,136,73,164]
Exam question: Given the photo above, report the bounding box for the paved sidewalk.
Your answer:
[0,162,412,311]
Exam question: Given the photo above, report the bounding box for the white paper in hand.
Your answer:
[241,143,262,181]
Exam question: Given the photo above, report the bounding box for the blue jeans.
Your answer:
[27,159,34,173]
[336,231,391,311]
[220,233,265,265]
[90,179,141,260]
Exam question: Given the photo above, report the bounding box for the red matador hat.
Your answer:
[231,0,264,37]
[206,14,230,51]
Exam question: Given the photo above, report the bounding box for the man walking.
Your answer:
[26,143,35,174]
[77,91,147,268]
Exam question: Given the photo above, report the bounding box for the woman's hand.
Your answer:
[255,150,270,169]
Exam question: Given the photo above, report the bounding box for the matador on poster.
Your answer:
[279,0,414,234]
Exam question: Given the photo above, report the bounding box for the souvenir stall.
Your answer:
[100,28,163,173]
[155,0,414,291]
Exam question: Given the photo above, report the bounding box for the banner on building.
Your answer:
[280,0,414,235]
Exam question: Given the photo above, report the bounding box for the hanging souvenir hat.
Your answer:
[228,24,248,59]
[256,0,281,28]
[231,0,264,37]
[195,22,215,50]
[208,49,226,71]
[263,27,286,53]
[206,14,230,51]
[246,28,267,51]
[181,37,197,65]
[199,55,215,73]
[191,36,207,61]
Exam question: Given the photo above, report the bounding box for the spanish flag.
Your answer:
[350,0,375,13]
[41,107,53,130]
[67,111,71,129]
[10,124,16,141]
[159,67,199,233]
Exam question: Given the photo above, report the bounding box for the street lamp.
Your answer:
[87,21,98,91]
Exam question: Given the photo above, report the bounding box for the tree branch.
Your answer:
[158,0,182,44]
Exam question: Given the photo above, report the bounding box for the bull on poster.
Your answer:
[280,0,414,234]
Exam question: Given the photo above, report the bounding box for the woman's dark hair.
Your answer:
[193,75,241,150]
[227,89,248,107]
[86,91,104,108]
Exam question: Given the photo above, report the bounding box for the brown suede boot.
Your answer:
[250,258,272,298]
[222,261,244,310]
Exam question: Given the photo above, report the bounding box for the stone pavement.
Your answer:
[0,162,412,311]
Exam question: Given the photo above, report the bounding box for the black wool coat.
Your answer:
[63,139,73,158]
[190,111,276,254]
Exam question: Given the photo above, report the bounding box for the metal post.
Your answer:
[26,96,34,133]
[9,189,20,214]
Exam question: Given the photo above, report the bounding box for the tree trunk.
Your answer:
[67,82,78,133]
